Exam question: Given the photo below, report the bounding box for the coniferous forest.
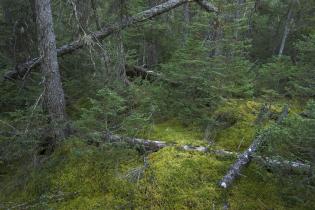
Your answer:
[0,0,315,209]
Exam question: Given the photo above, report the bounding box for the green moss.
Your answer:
[214,100,259,151]
[0,99,310,209]
[142,119,205,146]
[214,99,303,151]
[0,138,143,209]
[135,147,230,209]
[228,163,285,210]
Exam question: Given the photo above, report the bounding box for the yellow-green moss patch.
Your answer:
[142,119,205,146]
[136,147,230,209]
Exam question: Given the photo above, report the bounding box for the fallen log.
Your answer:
[105,134,168,152]
[4,0,218,80]
[104,132,310,173]
[253,155,311,173]
[218,105,289,189]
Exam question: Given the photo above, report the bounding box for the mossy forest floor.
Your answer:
[0,99,309,209]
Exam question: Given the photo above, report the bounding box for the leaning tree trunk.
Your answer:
[278,3,293,56]
[219,105,289,189]
[4,0,218,80]
[35,0,67,140]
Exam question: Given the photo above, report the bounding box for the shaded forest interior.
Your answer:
[0,0,315,209]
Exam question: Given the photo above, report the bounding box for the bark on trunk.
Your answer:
[218,105,289,189]
[35,0,67,140]
[4,0,218,80]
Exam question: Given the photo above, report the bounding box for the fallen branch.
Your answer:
[218,105,289,189]
[4,0,218,80]
[105,134,167,152]
[104,131,310,173]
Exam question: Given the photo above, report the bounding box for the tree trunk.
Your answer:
[91,0,101,30]
[116,0,129,85]
[278,4,293,56]
[183,2,190,42]
[208,16,223,57]
[90,0,110,72]
[116,31,129,84]
[70,0,92,37]
[35,0,67,140]
[4,0,218,80]
[234,0,245,39]
[143,0,162,68]
[219,105,289,189]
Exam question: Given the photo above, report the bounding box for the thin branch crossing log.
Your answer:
[218,105,289,189]
[4,0,218,80]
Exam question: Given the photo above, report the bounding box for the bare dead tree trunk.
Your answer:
[116,31,129,84]
[35,0,67,140]
[183,2,190,42]
[247,0,260,37]
[278,3,294,56]
[70,0,92,37]
[91,0,101,30]
[90,0,111,75]
[208,16,223,57]
[219,105,289,189]
[115,0,129,85]
[234,0,245,39]
[143,0,162,68]
[4,0,218,80]
[0,0,37,65]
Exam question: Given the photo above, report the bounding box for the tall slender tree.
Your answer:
[278,1,294,56]
[35,0,67,141]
